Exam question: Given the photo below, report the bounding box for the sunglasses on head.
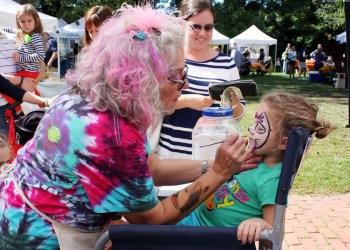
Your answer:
[189,23,215,32]
[168,65,188,91]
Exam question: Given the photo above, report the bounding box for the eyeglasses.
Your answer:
[168,65,188,91]
[189,23,215,32]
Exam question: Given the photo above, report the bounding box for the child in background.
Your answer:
[275,57,281,72]
[3,4,45,112]
[179,91,335,247]
[83,5,113,48]
[13,4,45,82]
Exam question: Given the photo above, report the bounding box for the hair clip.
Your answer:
[24,34,31,43]
[133,30,147,41]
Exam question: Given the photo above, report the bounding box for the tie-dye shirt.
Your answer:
[0,88,158,249]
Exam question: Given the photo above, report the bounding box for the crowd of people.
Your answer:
[0,1,336,250]
[280,42,338,80]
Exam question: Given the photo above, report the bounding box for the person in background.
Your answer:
[298,46,308,80]
[283,43,291,74]
[275,57,281,72]
[0,5,259,249]
[230,43,245,68]
[44,31,58,71]
[258,48,265,64]
[0,29,43,135]
[156,0,245,159]
[242,48,250,59]
[2,4,46,114]
[310,44,326,71]
[83,5,113,48]
[178,91,335,247]
[287,45,297,79]
[13,3,45,84]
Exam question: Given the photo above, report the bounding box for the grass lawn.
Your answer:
[239,72,350,195]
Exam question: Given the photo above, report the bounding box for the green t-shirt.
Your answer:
[196,162,282,227]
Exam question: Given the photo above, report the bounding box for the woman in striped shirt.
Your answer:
[156,0,246,160]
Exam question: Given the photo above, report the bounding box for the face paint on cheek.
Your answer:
[254,112,271,149]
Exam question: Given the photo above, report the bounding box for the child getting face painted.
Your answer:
[178,91,336,247]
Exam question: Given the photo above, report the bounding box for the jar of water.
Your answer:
[192,107,242,160]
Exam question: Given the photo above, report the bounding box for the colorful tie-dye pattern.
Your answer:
[0,89,158,249]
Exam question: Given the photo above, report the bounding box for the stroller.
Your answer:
[239,59,251,77]
[5,101,46,162]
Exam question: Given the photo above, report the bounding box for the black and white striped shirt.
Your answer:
[156,53,244,159]
[17,33,45,72]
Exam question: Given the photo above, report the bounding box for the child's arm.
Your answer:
[35,60,47,84]
[237,204,278,246]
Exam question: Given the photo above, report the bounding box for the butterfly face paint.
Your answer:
[248,111,271,149]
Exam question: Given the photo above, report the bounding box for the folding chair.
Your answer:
[259,127,311,249]
[94,127,312,250]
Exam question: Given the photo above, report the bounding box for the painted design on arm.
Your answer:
[170,183,209,213]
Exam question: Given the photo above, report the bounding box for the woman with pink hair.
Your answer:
[0,4,258,249]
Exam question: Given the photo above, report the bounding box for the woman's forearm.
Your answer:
[1,74,22,85]
[22,92,47,106]
[148,152,213,186]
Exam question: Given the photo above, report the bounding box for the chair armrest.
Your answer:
[94,231,109,250]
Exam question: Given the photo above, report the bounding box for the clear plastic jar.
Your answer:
[192,107,242,160]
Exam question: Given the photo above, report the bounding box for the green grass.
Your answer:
[239,72,350,195]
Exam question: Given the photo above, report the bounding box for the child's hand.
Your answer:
[237,218,271,244]
[13,52,19,62]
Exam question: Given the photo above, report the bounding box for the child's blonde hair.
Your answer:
[262,91,336,140]
[16,4,44,40]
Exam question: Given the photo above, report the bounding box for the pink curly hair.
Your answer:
[66,5,185,134]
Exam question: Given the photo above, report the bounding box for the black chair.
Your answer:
[94,128,312,250]
[259,127,311,249]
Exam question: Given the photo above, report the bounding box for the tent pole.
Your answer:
[274,44,277,73]
[56,30,60,79]
[344,0,350,128]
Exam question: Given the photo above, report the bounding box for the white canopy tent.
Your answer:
[211,28,230,45]
[336,31,346,43]
[231,25,277,67]
[0,0,58,32]
[58,18,68,28]
[59,17,85,39]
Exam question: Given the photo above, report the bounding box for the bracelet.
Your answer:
[19,76,24,87]
[201,159,209,175]
[42,98,49,107]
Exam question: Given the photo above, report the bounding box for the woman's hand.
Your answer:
[211,133,255,180]
[47,96,58,106]
[241,152,261,171]
[237,218,271,244]
[177,94,215,110]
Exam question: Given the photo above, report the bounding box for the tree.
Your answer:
[16,0,137,23]
[214,0,344,59]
